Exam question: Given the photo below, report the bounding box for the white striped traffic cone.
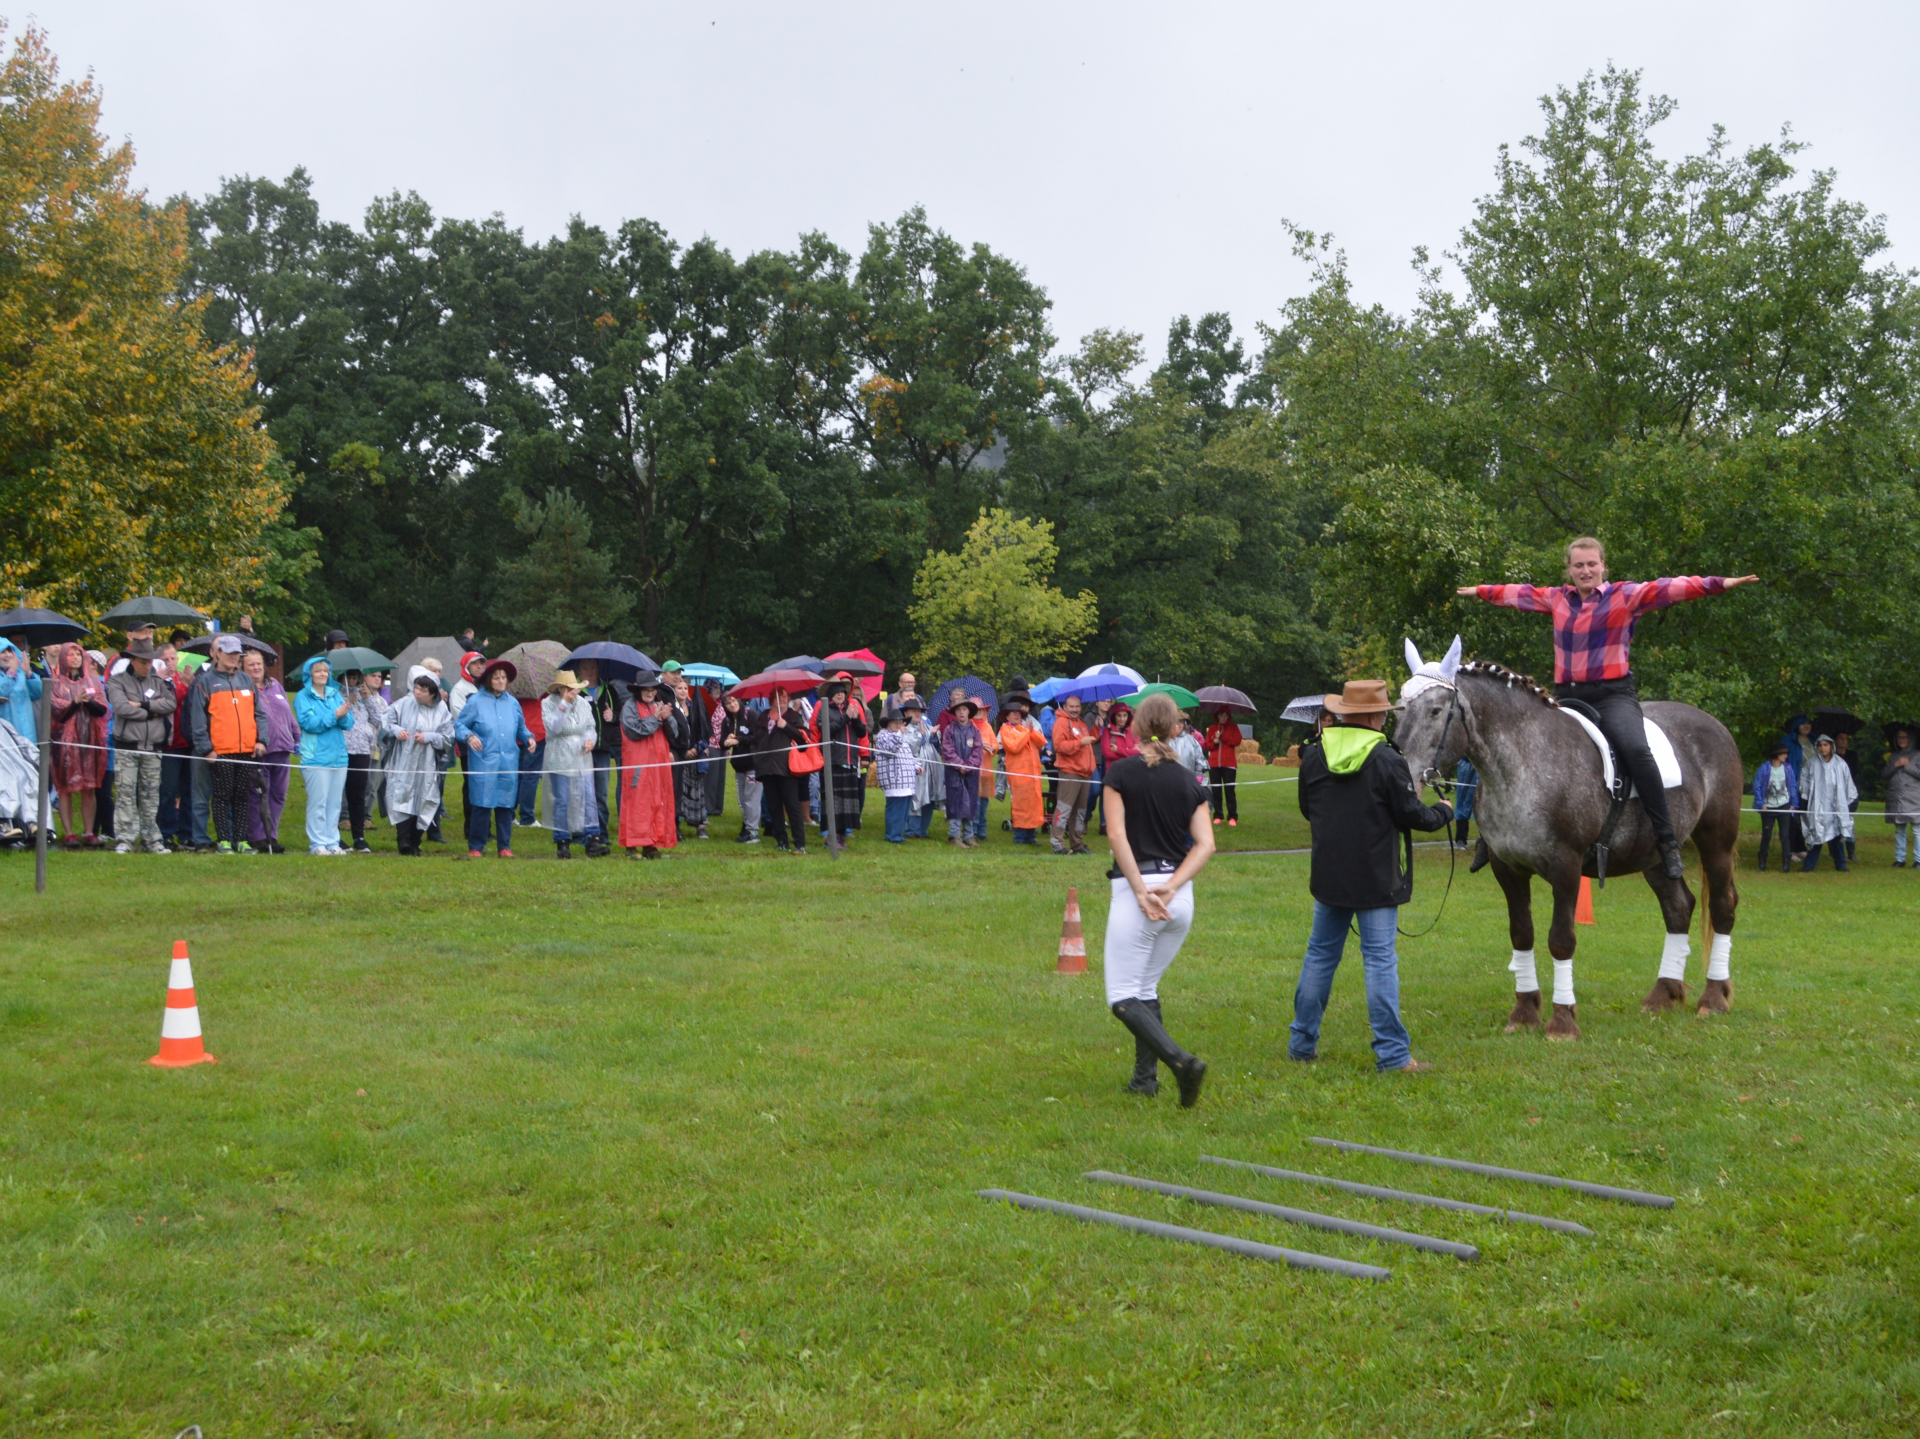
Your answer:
[148,940,217,1068]
[1056,888,1086,974]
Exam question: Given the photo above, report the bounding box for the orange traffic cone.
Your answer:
[1575,876,1596,926]
[1056,887,1087,973]
[148,940,217,1068]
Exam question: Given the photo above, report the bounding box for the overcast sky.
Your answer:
[28,2,1920,364]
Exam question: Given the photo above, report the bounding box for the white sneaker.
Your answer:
[114,841,134,854]
[145,843,169,856]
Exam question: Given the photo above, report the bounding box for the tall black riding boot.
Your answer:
[1111,997,1206,1107]
[394,817,418,855]
[1127,997,1162,1096]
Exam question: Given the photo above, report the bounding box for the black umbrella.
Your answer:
[0,607,88,647]
[1810,706,1865,737]
[772,654,826,673]
[180,632,277,658]
[1883,720,1920,745]
[1194,685,1257,715]
[99,595,208,627]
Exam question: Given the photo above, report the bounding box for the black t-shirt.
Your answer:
[1103,754,1206,877]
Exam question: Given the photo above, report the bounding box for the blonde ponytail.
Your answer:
[1134,692,1180,767]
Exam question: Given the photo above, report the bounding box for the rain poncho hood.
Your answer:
[1321,725,1387,775]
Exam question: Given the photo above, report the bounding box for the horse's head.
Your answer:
[1394,635,1468,785]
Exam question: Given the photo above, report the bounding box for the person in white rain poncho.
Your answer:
[378,667,454,855]
[540,671,603,860]
[1798,733,1858,872]
[902,694,943,838]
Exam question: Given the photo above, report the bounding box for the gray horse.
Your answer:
[1395,656,1743,1039]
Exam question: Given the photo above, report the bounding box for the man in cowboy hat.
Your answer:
[105,639,176,853]
[1288,679,1454,1074]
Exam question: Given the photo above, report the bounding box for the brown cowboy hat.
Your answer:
[1322,679,1396,715]
[478,658,518,686]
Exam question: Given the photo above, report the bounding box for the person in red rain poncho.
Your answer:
[618,675,678,858]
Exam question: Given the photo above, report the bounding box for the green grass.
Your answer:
[2,774,1916,1436]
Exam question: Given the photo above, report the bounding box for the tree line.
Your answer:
[3,24,1914,752]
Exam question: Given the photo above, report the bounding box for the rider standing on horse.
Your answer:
[1459,537,1758,879]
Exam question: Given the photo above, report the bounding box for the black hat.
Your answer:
[325,628,350,646]
[1000,690,1032,711]
[898,693,926,713]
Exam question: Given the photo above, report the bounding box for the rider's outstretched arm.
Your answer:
[1456,583,1552,610]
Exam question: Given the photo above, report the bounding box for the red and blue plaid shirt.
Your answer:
[1473,577,1728,684]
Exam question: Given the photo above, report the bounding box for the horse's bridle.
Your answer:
[1419,683,1464,790]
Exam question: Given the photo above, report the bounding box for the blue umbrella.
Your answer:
[679,662,741,686]
[932,674,998,722]
[1028,676,1075,704]
[772,655,826,673]
[1056,661,1148,703]
[563,640,659,682]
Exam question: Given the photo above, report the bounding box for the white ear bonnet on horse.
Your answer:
[1399,635,1463,704]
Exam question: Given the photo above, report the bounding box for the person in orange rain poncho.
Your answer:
[997,688,1046,845]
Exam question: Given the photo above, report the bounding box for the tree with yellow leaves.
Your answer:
[0,25,287,628]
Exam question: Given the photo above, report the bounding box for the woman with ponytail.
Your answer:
[1100,692,1215,1105]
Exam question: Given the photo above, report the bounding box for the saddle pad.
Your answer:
[1561,708,1682,798]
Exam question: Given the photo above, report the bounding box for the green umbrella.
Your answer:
[1118,682,1201,709]
[306,645,394,675]
[99,595,208,627]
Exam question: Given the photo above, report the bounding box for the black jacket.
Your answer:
[726,708,765,774]
[1297,730,1452,909]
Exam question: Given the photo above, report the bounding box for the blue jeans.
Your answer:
[1802,840,1848,872]
[159,753,188,840]
[972,796,991,840]
[548,772,601,839]
[189,754,212,846]
[1896,821,1915,864]
[467,805,513,853]
[516,740,545,825]
[301,764,347,852]
[884,793,911,842]
[1290,902,1412,1071]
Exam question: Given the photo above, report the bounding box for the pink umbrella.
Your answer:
[825,648,885,703]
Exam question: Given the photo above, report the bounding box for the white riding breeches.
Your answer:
[1104,877,1194,1005]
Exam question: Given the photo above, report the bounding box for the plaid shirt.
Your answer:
[1473,577,1728,684]
[871,728,919,793]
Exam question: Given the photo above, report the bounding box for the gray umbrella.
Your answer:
[391,635,469,679]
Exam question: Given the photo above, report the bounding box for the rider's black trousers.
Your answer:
[1554,675,1677,848]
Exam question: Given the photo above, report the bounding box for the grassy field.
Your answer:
[2,772,1916,1436]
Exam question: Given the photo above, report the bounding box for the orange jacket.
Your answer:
[999,720,1046,829]
[1051,713,1097,777]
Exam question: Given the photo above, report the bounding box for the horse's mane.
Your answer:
[1458,660,1559,709]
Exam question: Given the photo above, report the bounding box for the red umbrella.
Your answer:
[731,668,824,700]
[825,648,885,701]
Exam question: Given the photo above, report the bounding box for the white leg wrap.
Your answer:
[1551,959,1575,1006]
[1707,933,1731,982]
[1657,932,1690,983]
[1509,948,1538,993]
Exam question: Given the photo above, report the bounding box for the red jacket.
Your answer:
[1051,714,1097,777]
[1204,720,1242,769]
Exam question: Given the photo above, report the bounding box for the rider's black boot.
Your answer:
[1112,998,1206,1107]
[1658,837,1685,880]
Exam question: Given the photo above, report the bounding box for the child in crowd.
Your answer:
[871,703,921,843]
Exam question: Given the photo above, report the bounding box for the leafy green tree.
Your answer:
[910,509,1096,684]
[1278,67,1920,748]
[491,487,635,645]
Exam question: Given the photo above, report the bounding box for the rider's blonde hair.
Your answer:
[1565,536,1606,566]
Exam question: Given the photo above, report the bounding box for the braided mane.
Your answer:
[1458,660,1559,708]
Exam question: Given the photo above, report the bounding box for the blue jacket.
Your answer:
[294,679,353,766]
[1753,758,1799,811]
[0,640,42,741]
[455,688,532,808]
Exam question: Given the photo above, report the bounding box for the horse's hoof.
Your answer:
[1504,991,1542,1033]
[1641,977,1687,1013]
[1545,1003,1581,1041]
[1695,978,1733,1015]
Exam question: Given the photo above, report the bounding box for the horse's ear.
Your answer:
[1404,638,1424,675]
[1440,635,1463,680]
